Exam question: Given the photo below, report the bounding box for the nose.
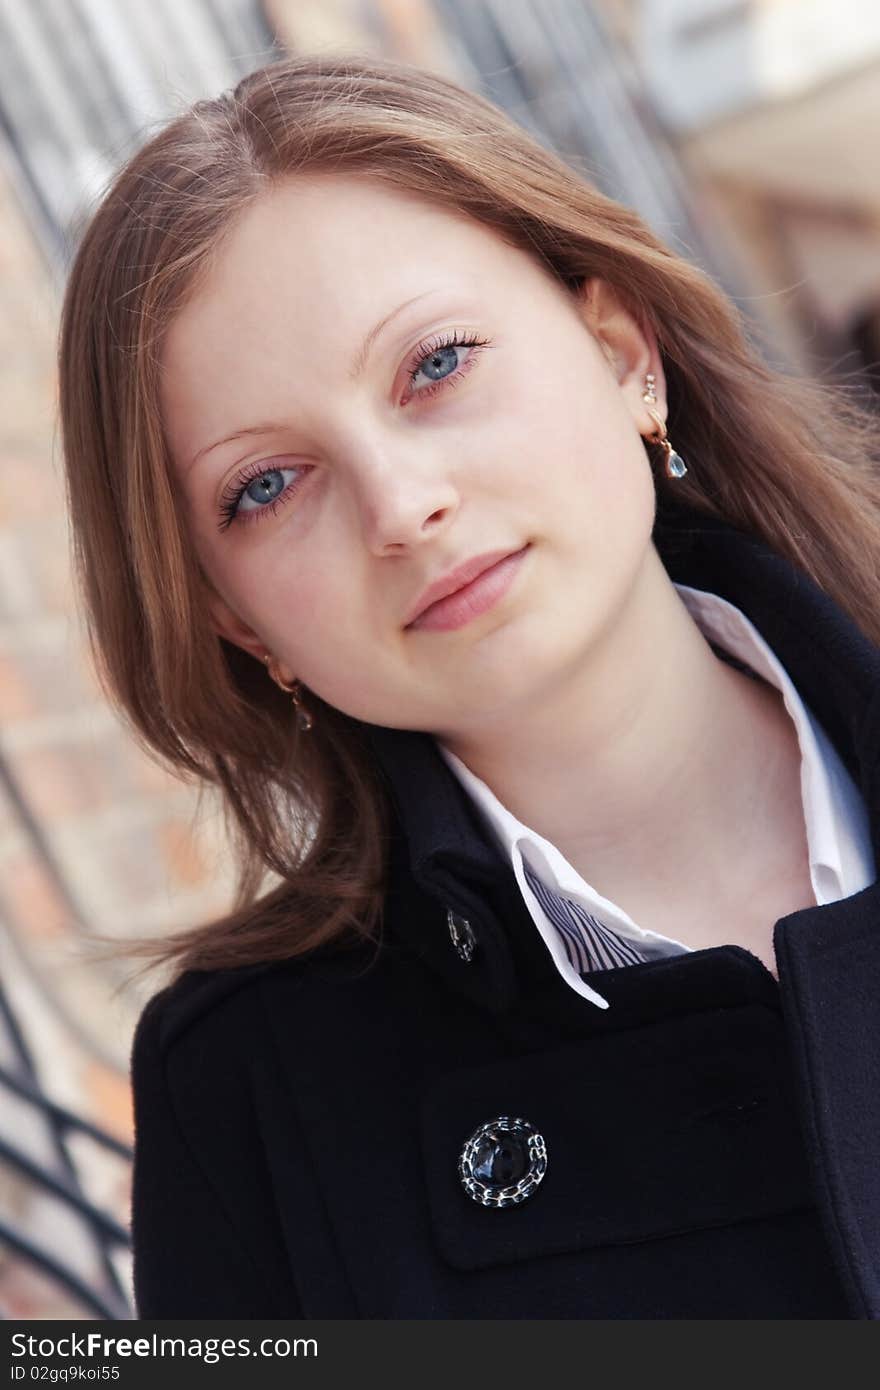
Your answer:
[353,443,461,554]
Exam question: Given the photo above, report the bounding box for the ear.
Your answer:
[575,276,666,435]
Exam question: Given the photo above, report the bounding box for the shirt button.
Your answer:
[447,909,477,962]
[459,1116,548,1207]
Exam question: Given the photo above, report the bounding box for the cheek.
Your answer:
[502,344,621,464]
[196,524,332,645]
[529,373,655,578]
[563,367,650,490]
[251,556,332,638]
[253,557,376,688]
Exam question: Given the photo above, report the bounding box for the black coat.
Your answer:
[130,499,880,1318]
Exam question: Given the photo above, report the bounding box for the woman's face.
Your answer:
[160,173,661,737]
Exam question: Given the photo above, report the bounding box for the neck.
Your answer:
[437,543,807,921]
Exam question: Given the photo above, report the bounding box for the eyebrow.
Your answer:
[185,288,447,476]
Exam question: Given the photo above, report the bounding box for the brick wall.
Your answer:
[0,160,237,1318]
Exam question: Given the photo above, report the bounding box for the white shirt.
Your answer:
[438,583,877,1010]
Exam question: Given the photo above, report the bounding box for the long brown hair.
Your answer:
[58,50,880,990]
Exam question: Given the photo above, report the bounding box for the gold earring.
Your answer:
[642,374,687,479]
[262,652,314,732]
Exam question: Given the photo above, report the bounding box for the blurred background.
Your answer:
[0,0,878,1319]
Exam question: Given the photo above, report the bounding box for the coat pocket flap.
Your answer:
[419,1004,813,1271]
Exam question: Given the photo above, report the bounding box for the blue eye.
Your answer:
[406,330,490,399]
[411,343,461,385]
[240,469,289,509]
[217,461,304,532]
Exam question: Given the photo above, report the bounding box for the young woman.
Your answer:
[58,53,880,1319]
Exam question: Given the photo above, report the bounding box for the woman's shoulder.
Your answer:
[127,956,322,1317]
[130,935,387,1074]
[133,959,275,1058]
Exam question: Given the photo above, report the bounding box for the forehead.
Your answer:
[158,173,545,465]
[168,173,518,339]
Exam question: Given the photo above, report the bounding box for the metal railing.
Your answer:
[0,982,133,1320]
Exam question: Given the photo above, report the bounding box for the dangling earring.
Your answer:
[262,653,314,732]
[642,374,687,479]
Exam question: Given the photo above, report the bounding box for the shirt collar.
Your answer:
[435,580,877,1008]
[681,592,875,905]
[353,499,880,1011]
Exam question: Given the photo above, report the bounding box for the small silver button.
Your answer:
[447,908,477,962]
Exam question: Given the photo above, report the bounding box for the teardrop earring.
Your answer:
[262,653,314,732]
[642,374,688,479]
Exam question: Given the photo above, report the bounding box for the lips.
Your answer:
[404,546,525,628]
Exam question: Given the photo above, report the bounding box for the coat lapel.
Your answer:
[773,883,880,1315]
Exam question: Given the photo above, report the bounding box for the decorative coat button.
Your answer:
[459,1116,548,1207]
[447,909,477,962]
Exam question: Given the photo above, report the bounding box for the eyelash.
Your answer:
[216,329,492,532]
